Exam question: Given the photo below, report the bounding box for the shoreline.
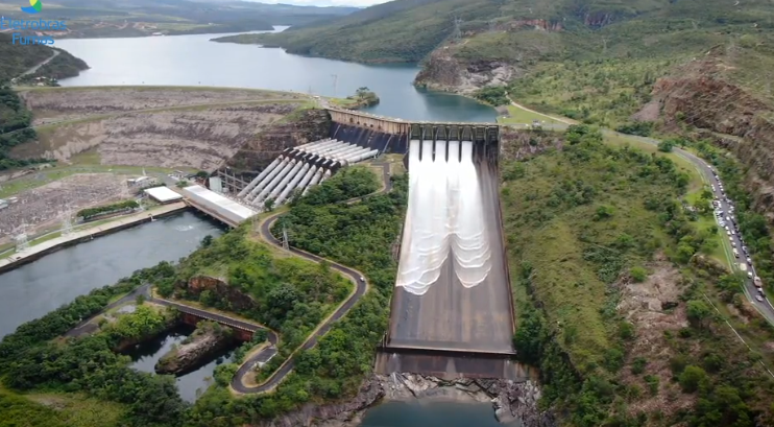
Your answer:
[0,202,188,274]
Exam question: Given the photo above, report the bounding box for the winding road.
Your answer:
[231,161,392,393]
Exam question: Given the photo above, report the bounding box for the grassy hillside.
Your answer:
[504,126,774,426]
[215,0,774,63]
[0,0,357,38]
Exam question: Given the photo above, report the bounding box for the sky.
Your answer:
[247,0,391,6]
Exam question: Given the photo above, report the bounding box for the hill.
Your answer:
[0,0,357,38]
[0,34,88,170]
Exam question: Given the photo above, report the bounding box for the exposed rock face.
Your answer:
[414,49,522,95]
[225,108,331,172]
[182,276,257,312]
[642,52,774,226]
[254,374,555,427]
[155,326,234,375]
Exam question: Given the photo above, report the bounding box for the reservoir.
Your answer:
[0,211,223,338]
[359,401,503,427]
[56,28,497,123]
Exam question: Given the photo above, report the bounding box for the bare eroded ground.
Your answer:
[0,173,125,243]
[12,88,306,170]
[20,87,304,123]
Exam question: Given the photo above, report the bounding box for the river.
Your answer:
[55,28,496,122]
[0,211,223,338]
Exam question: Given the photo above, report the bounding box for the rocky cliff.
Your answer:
[414,47,522,95]
[225,108,331,172]
[155,322,235,375]
[641,51,774,225]
[179,276,257,312]
[254,374,555,427]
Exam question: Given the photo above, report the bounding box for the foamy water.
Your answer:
[395,140,492,295]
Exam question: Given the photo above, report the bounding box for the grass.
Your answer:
[502,144,684,371]
[497,104,554,125]
[0,385,125,427]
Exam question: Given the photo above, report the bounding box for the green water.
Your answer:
[360,401,505,427]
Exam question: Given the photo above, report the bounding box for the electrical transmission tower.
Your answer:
[61,209,73,237]
[453,17,462,41]
[331,74,338,98]
[15,222,29,253]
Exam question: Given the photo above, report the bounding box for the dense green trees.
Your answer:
[474,86,509,106]
[77,200,140,220]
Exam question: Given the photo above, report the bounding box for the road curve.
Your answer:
[231,162,392,394]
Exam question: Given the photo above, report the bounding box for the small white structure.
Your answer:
[128,176,151,185]
[209,177,223,193]
[144,186,183,204]
[182,185,257,225]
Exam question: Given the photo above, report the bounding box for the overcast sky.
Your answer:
[250,0,391,6]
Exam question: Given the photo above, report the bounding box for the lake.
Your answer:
[56,28,496,123]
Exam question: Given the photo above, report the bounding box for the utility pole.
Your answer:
[282,225,290,251]
[331,74,338,98]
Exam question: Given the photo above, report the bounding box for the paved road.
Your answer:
[231,161,391,393]
[15,50,60,80]
[524,119,774,324]
[388,156,514,354]
[65,283,152,337]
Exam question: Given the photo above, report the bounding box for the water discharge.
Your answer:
[396,140,492,295]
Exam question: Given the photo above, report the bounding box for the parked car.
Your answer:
[756,295,764,302]
[747,257,752,264]
[748,271,754,279]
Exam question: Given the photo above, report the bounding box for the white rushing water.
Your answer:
[396,140,492,295]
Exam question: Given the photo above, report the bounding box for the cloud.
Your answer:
[246,0,390,6]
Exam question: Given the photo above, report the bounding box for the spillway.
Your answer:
[388,139,513,355]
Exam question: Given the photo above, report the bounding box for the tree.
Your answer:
[687,300,712,329]
[678,365,707,393]
[200,235,214,248]
[355,86,370,100]
[658,140,674,152]
[264,198,275,212]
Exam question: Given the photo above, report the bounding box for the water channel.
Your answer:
[56,28,497,123]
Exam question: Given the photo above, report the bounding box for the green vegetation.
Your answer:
[473,85,509,106]
[0,387,125,427]
[77,200,140,220]
[0,86,47,170]
[505,125,774,426]
[17,50,90,84]
[332,87,381,109]
[186,171,408,425]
